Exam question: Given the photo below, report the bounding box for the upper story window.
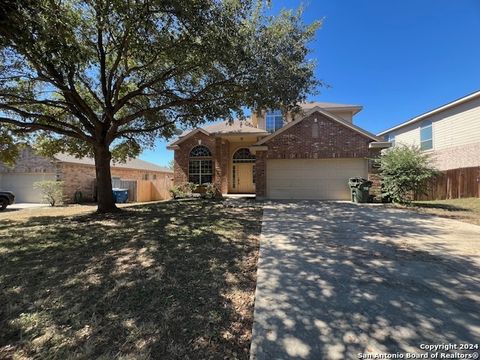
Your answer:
[265,110,284,133]
[384,133,395,147]
[420,120,433,150]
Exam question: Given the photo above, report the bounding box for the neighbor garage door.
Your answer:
[0,173,56,203]
[266,159,368,200]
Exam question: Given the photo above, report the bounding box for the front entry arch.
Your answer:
[231,148,255,193]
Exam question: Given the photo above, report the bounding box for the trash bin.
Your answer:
[112,188,129,203]
[348,177,372,203]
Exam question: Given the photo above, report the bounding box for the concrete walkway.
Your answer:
[250,201,480,360]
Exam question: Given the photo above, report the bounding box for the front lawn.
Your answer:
[410,197,480,225]
[0,200,262,359]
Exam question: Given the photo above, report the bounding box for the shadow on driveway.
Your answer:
[251,201,480,360]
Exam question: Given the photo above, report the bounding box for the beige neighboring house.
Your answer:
[168,102,390,200]
[0,147,173,203]
[378,90,480,171]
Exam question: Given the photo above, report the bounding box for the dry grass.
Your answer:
[0,199,262,359]
[403,197,480,225]
[0,201,161,222]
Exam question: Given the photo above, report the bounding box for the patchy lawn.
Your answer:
[0,199,262,359]
[406,197,480,225]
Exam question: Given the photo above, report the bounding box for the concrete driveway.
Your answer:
[6,203,48,210]
[251,201,480,360]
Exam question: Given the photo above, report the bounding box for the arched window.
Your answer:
[190,145,212,157]
[189,146,213,184]
[233,148,255,163]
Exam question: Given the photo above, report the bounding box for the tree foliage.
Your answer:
[376,145,438,204]
[0,0,321,212]
[0,126,21,166]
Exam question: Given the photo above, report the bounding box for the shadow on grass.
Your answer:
[0,199,262,359]
[412,202,471,212]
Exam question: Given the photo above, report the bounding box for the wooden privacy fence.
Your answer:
[113,180,137,202]
[415,166,480,200]
[109,176,172,202]
[135,177,173,202]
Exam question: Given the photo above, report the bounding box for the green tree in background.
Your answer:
[0,0,321,212]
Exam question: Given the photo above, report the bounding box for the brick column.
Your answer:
[367,149,382,201]
[214,138,229,194]
[174,150,188,185]
[255,151,267,199]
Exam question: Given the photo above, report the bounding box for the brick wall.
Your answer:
[214,138,229,194]
[431,142,480,171]
[60,163,172,202]
[264,112,377,159]
[254,151,267,197]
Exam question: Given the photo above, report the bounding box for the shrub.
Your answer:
[34,180,65,206]
[169,182,198,199]
[375,145,438,204]
[202,183,217,199]
[169,185,186,199]
[169,182,220,200]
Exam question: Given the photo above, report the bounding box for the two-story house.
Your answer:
[167,102,390,200]
[378,90,480,199]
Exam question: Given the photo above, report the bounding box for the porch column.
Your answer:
[255,151,267,199]
[214,138,229,194]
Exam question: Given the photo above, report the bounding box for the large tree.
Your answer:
[0,0,320,212]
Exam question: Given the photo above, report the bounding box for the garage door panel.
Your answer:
[1,173,56,203]
[266,159,367,200]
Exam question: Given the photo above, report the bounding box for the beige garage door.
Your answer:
[0,173,56,203]
[266,159,368,200]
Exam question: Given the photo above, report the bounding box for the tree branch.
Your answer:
[0,116,92,141]
[0,104,93,141]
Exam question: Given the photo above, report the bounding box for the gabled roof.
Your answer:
[377,90,480,136]
[202,119,268,135]
[167,119,268,149]
[54,153,172,173]
[254,107,382,145]
[167,101,366,148]
[177,119,268,137]
[167,128,210,149]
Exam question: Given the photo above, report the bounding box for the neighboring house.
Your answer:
[167,102,390,200]
[378,90,480,171]
[378,90,480,199]
[0,147,173,203]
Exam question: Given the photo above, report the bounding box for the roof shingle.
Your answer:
[54,153,172,173]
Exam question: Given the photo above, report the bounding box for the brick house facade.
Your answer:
[168,103,388,200]
[253,112,382,197]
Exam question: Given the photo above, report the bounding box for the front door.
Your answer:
[233,163,255,193]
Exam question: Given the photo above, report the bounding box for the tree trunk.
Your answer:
[94,144,118,213]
